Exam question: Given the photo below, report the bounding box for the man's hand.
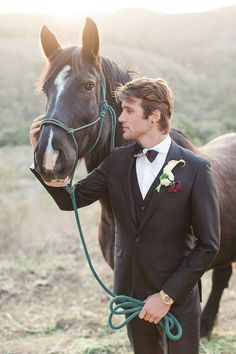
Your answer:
[30,115,45,149]
[139,292,171,324]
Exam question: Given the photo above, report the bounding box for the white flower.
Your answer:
[156,159,186,192]
[165,171,174,181]
[161,178,171,186]
[163,159,186,174]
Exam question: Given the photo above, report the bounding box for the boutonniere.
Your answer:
[156,159,186,192]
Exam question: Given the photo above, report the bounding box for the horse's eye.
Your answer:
[84,83,95,91]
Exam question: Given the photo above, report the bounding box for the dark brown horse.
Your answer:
[34,18,236,338]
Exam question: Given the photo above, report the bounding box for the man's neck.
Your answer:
[137,132,168,148]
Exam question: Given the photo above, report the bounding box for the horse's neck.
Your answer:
[170,129,200,154]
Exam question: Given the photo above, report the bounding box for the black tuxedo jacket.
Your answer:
[31,139,220,306]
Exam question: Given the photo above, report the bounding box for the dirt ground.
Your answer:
[0,146,235,354]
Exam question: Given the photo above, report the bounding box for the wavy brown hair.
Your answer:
[114,77,174,133]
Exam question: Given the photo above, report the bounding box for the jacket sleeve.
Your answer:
[30,154,112,211]
[162,159,221,304]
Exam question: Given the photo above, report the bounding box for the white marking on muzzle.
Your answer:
[43,128,59,171]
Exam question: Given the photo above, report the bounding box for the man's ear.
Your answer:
[150,109,161,124]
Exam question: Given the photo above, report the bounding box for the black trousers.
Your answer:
[126,288,201,354]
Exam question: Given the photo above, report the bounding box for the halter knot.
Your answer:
[65,184,75,195]
[100,111,107,118]
[102,99,108,110]
[67,128,75,135]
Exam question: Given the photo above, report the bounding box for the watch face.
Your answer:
[164,295,171,303]
[160,290,173,304]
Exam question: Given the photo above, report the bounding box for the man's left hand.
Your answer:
[139,292,171,324]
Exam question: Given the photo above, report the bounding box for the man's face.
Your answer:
[118,97,152,141]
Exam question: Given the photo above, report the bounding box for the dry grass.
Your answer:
[0,145,235,354]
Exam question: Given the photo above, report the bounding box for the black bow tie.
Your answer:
[134,144,159,162]
[146,150,159,162]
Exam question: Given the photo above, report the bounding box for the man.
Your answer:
[30,78,220,354]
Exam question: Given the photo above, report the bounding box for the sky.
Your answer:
[0,0,236,16]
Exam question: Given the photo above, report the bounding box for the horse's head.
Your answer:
[34,18,111,184]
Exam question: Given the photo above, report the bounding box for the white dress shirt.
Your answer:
[136,134,172,199]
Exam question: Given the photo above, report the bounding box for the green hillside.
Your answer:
[0,7,235,146]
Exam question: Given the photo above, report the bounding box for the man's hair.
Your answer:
[114,78,174,133]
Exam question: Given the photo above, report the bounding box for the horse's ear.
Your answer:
[40,25,61,59]
[82,17,99,62]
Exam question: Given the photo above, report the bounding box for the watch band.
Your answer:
[160,290,174,305]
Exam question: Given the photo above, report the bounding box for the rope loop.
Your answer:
[108,295,182,343]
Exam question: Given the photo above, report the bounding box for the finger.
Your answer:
[30,127,41,135]
[154,317,160,324]
[31,122,43,132]
[33,115,45,123]
[31,126,41,134]
[148,317,155,323]
[31,122,41,129]
[139,310,146,319]
[32,119,44,127]
[144,313,152,322]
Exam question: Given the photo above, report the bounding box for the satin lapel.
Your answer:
[125,145,138,229]
[137,139,182,233]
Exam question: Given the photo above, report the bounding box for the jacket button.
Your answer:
[135,236,140,242]
[141,206,145,210]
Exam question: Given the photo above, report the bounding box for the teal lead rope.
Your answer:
[66,184,182,354]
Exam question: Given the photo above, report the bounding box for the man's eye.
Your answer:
[84,83,95,91]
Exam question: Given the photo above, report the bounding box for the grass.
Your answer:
[200,334,236,354]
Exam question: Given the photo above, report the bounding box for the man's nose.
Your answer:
[118,112,124,122]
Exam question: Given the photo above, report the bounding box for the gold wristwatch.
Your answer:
[160,290,174,305]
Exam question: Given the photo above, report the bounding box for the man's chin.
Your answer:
[44,177,71,187]
[122,133,133,141]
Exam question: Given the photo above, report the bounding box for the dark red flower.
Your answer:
[167,181,182,193]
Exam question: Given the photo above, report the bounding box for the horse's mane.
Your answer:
[170,128,199,154]
[101,57,132,96]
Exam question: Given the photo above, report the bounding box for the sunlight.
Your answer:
[0,0,84,16]
[1,0,236,15]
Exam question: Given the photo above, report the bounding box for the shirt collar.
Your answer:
[143,134,171,155]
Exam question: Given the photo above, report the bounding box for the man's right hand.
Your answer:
[30,115,45,149]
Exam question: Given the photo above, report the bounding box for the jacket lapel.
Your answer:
[124,144,138,229]
[137,139,183,233]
